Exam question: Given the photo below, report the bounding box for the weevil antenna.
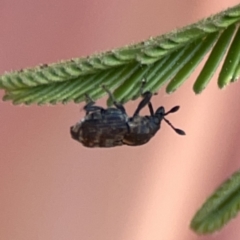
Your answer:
[163,117,186,135]
[164,106,180,116]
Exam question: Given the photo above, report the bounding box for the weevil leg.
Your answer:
[102,85,126,114]
[114,102,126,114]
[84,104,105,113]
[133,91,153,116]
[83,94,104,114]
[85,93,93,102]
[140,79,147,95]
[147,101,154,116]
[135,79,154,116]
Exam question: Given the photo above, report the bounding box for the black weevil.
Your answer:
[70,86,185,148]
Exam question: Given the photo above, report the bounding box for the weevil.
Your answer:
[70,86,185,148]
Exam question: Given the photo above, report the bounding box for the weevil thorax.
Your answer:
[123,111,162,146]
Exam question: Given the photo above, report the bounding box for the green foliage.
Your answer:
[0,4,240,105]
[191,170,240,234]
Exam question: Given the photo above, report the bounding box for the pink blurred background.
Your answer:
[1,1,240,240]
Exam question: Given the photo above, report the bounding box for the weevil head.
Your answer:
[155,106,186,136]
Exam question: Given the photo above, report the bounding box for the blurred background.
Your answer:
[1,0,240,239]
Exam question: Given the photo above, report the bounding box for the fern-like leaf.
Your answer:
[0,4,240,105]
[191,169,240,234]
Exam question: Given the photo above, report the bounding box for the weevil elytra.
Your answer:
[70,86,185,148]
[70,86,129,147]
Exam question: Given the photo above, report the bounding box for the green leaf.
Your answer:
[191,169,240,234]
[218,26,240,88]
[167,32,220,93]
[0,4,240,105]
[232,61,240,81]
[193,24,236,93]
